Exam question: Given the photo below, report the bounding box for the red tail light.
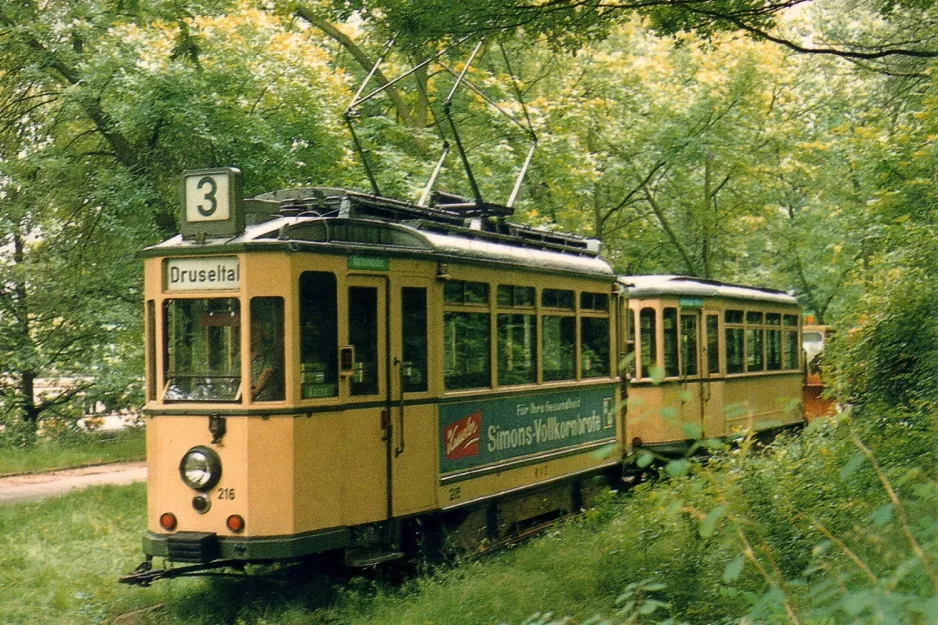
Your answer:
[226,515,245,533]
[159,512,177,531]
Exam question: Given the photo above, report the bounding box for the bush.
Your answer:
[832,245,938,413]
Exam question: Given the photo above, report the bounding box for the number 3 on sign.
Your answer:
[195,176,218,217]
[185,172,230,223]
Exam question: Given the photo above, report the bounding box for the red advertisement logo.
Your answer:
[444,411,481,461]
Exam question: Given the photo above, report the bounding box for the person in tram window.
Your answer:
[250,299,284,401]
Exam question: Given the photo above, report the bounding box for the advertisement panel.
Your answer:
[439,385,617,476]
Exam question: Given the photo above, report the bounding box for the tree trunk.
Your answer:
[12,233,39,425]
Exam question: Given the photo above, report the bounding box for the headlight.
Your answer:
[179,446,222,491]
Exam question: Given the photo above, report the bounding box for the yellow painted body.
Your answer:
[625,297,804,450]
[143,250,622,550]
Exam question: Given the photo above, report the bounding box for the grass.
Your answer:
[0,407,934,625]
[0,427,146,477]
[0,483,173,625]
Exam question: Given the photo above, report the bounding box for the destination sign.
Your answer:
[348,256,389,271]
[165,257,240,292]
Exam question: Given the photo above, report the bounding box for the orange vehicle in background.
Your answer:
[803,323,836,419]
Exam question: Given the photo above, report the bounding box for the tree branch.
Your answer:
[640,181,698,275]
[292,4,417,126]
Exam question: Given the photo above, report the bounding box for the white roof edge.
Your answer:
[619,275,798,306]
[147,217,614,278]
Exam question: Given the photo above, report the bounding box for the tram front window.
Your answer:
[163,298,241,401]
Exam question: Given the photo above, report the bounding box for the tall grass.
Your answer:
[0,407,933,625]
[0,483,181,625]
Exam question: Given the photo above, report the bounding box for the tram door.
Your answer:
[389,280,437,517]
[341,275,390,526]
[679,311,705,438]
[701,311,724,438]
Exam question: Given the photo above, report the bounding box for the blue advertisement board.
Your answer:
[439,384,617,475]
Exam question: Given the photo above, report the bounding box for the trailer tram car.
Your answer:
[130,168,625,579]
[621,275,805,455]
[802,324,836,419]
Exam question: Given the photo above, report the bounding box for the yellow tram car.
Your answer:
[132,168,625,577]
[621,275,805,455]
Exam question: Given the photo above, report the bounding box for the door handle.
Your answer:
[393,357,405,457]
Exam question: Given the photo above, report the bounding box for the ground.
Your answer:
[0,462,147,505]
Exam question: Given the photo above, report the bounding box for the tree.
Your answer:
[326,0,938,68]
[0,0,351,430]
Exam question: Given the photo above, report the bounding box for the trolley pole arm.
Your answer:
[348,36,471,110]
[419,143,451,206]
[443,41,486,207]
[344,112,381,196]
[507,139,537,208]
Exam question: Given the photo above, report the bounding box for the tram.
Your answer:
[621,275,805,455]
[803,323,836,419]
[130,168,624,578]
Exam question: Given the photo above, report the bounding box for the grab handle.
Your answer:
[393,357,405,457]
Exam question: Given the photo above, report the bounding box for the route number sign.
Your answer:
[180,168,243,240]
[186,173,231,222]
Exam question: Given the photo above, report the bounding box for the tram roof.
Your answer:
[620,275,798,306]
[147,186,614,279]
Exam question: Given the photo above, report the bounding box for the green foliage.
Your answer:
[833,231,938,411]
[0,1,353,423]
[0,410,932,625]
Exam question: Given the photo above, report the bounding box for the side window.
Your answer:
[725,310,744,374]
[497,285,535,308]
[766,313,782,371]
[497,314,537,385]
[626,308,637,379]
[444,280,491,390]
[349,287,379,395]
[444,312,490,389]
[147,300,156,401]
[542,316,575,381]
[580,292,609,311]
[639,308,657,378]
[783,314,800,369]
[680,314,699,377]
[250,297,285,402]
[542,288,576,382]
[542,288,575,310]
[445,280,489,305]
[581,316,610,378]
[706,314,720,374]
[299,272,338,399]
[497,284,537,386]
[401,287,428,393]
[746,311,765,372]
[663,307,679,378]
[580,291,611,379]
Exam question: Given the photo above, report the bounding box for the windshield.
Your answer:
[164,298,241,401]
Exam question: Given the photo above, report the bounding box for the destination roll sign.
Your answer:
[180,167,244,240]
[165,257,240,292]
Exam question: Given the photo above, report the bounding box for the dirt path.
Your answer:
[0,462,147,505]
